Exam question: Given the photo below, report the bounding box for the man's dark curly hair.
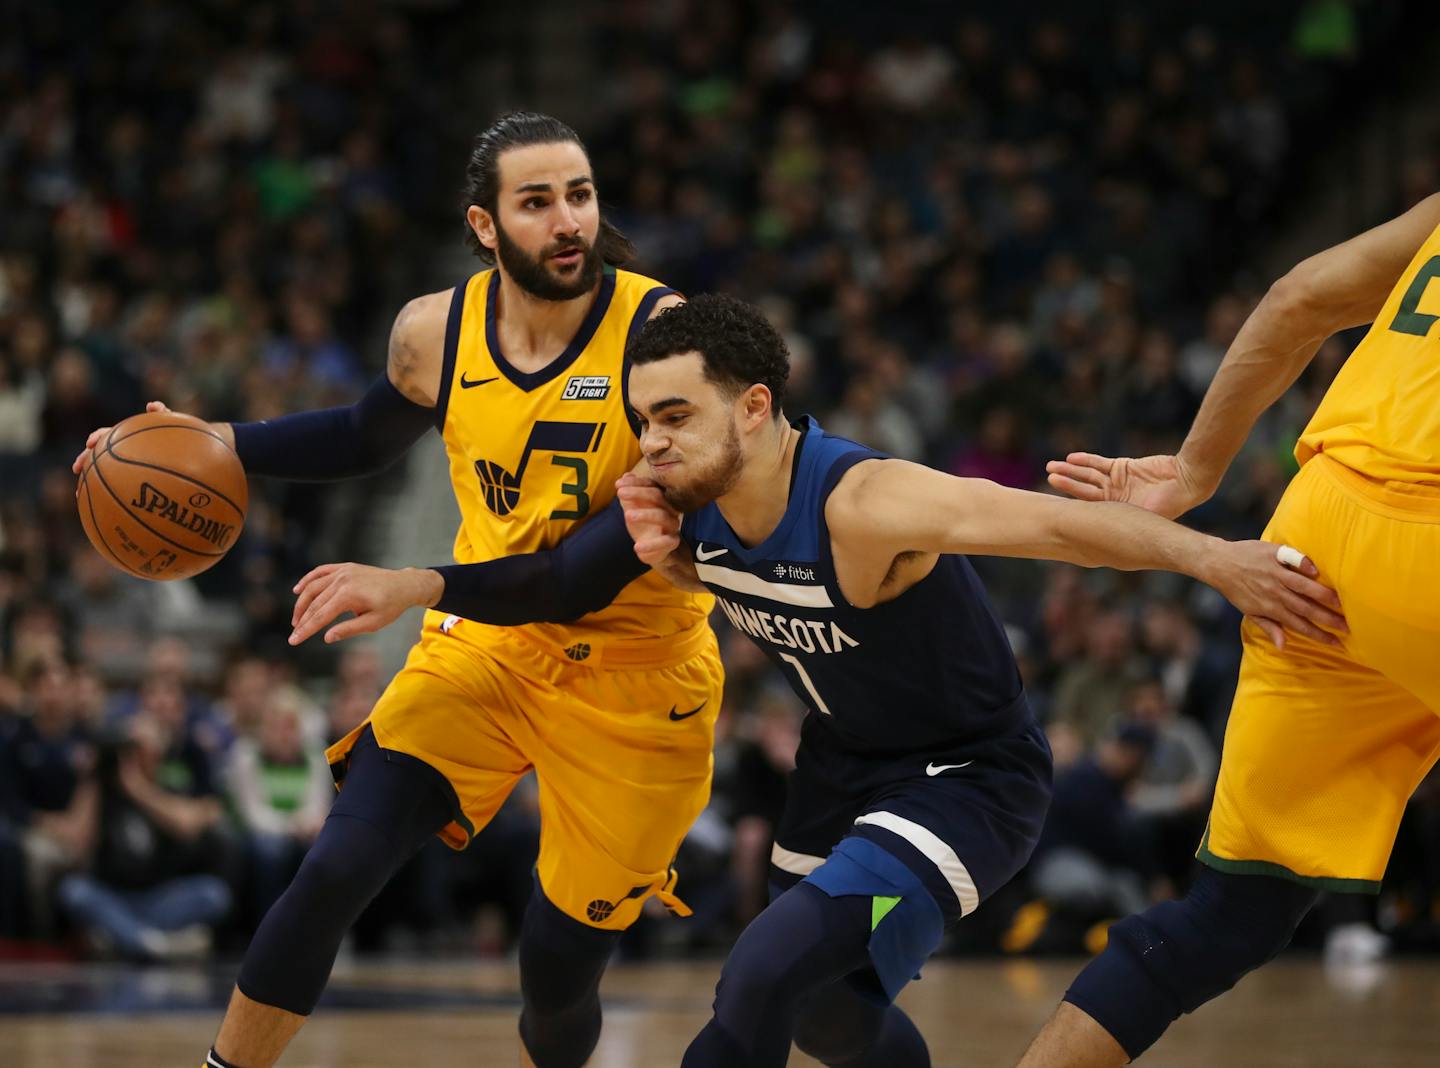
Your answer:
[628,294,789,416]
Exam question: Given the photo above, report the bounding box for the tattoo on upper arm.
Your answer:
[387,299,437,405]
[387,303,417,385]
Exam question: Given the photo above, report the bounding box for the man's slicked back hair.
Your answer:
[462,111,634,265]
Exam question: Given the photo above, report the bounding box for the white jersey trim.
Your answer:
[695,562,834,608]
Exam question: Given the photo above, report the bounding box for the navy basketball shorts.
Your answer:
[771,717,1053,931]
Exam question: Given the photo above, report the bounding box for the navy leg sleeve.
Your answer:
[682,881,875,1068]
[1064,866,1319,1059]
[236,729,451,1014]
[761,873,930,1068]
[517,881,621,1068]
[793,980,930,1068]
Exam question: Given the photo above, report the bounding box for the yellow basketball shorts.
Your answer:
[327,611,724,929]
[1201,456,1440,891]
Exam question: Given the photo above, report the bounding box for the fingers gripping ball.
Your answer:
[77,412,247,580]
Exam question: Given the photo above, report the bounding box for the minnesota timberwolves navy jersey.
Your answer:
[680,418,1031,755]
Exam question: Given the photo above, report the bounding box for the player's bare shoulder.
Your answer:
[823,456,901,540]
[822,456,928,606]
[387,289,453,407]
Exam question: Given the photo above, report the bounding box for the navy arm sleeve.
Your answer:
[430,498,648,625]
[231,374,434,481]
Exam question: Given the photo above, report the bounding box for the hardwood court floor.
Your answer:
[1,956,1436,1066]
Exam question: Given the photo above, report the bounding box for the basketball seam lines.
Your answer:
[107,420,231,451]
[87,456,228,558]
[79,462,138,576]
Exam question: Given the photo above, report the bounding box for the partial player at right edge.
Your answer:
[1012,194,1440,1066]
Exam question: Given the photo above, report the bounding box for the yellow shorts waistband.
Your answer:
[454,617,716,670]
[1308,455,1440,522]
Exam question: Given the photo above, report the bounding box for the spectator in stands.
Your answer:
[1,660,96,936]
[1030,722,1162,920]
[728,687,803,926]
[226,688,332,919]
[1125,676,1219,886]
[56,712,232,961]
[54,548,154,683]
[1051,608,1147,747]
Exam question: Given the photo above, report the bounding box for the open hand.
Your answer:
[1046,452,1209,520]
[290,563,443,645]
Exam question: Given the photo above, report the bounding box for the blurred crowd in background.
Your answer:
[3,0,1439,968]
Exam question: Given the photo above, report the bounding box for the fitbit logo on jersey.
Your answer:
[772,562,815,581]
[129,483,237,549]
[715,596,859,655]
[562,375,611,400]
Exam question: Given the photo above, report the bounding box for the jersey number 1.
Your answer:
[778,652,834,716]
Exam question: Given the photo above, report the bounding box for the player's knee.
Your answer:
[287,817,394,919]
[1067,868,1318,1058]
[518,886,619,1068]
[1124,867,1315,1007]
[792,992,883,1064]
[518,884,619,1013]
[517,884,619,1068]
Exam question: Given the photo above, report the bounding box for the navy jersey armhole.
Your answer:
[815,447,888,609]
[622,285,680,437]
[433,280,469,433]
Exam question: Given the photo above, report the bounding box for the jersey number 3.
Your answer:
[1387,255,1440,338]
[474,420,606,519]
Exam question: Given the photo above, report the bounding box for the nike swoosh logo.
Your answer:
[925,761,974,776]
[669,701,707,721]
[460,373,500,389]
[694,544,729,561]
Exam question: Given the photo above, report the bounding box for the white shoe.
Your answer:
[1324,922,1390,966]
[137,923,213,962]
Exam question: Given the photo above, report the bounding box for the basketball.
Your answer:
[76,411,248,581]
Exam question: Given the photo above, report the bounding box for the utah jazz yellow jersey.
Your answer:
[1297,218,1440,486]
[434,266,712,652]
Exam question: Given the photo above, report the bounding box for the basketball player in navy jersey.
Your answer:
[614,295,1346,1068]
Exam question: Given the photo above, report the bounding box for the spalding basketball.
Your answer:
[77,411,248,580]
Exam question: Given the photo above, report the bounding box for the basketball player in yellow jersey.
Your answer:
[76,112,720,1068]
[1015,193,1440,1067]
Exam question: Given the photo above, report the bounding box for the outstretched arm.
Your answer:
[832,459,1347,650]
[287,497,649,644]
[1174,192,1440,498]
[71,291,449,480]
[227,292,446,479]
[1048,194,1440,514]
